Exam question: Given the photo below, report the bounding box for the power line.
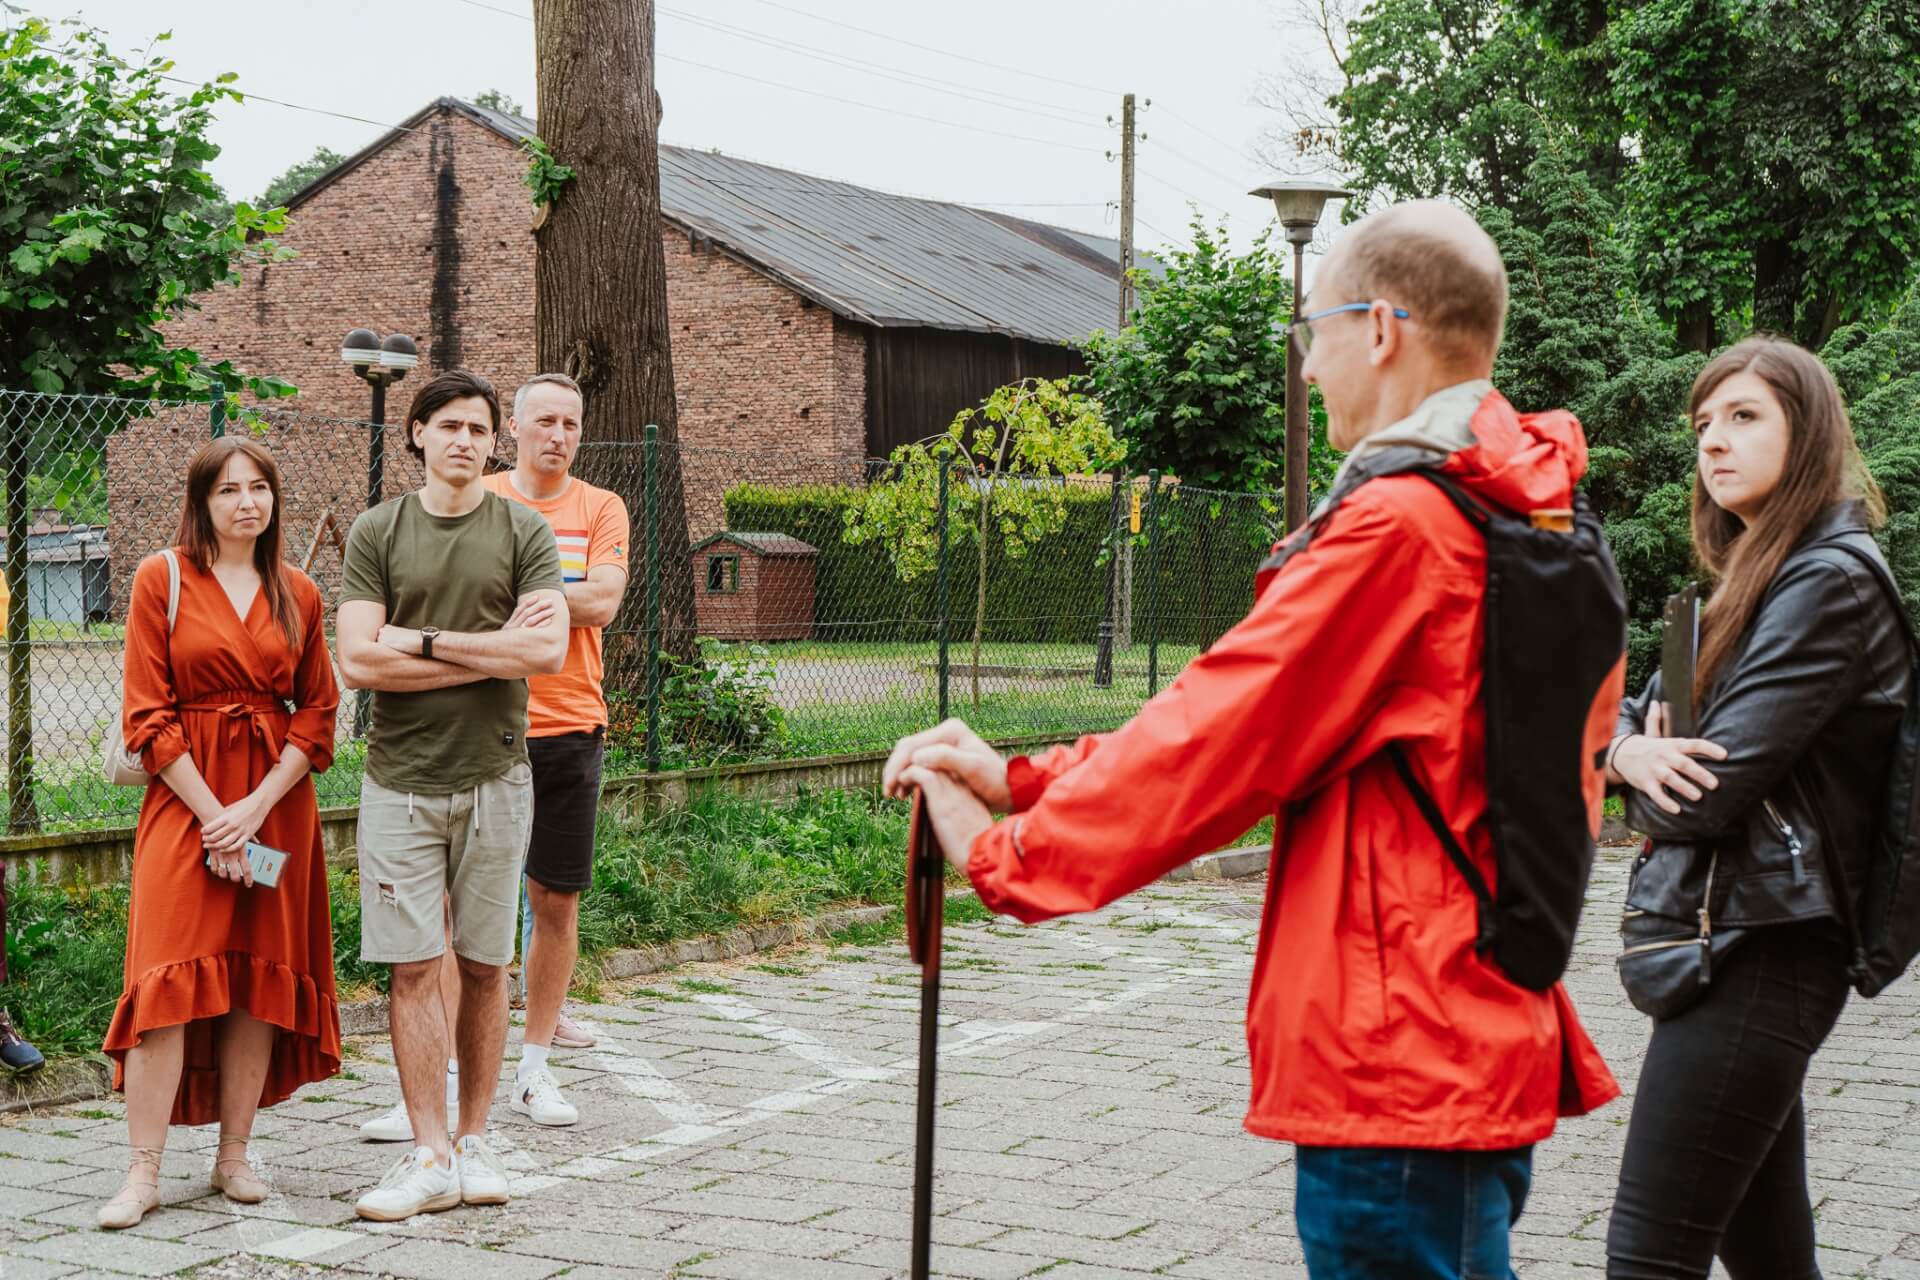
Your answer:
[657,53,1097,154]
[1141,169,1233,220]
[1151,138,1250,193]
[1138,216,1194,252]
[441,0,1101,155]
[446,0,532,19]
[723,0,1122,99]
[659,7,1098,125]
[1158,105,1262,171]
[654,173,1105,209]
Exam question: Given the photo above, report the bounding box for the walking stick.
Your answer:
[905,788,944,1280]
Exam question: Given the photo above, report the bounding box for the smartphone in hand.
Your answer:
[204,841,289,888]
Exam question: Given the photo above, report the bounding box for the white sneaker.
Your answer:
[354,1146,461,1222]
[455,1134,510,1205]
[511,1068,579,1127]
[358,1075,460,1142]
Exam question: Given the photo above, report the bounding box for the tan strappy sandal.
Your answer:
[97,1146,163,1230]
[210,1132,269,1204]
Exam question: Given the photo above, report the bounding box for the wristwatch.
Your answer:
[420,626,440,660]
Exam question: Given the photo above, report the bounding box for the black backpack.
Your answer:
[1805,539,1920,998]
[1261,450,1628,990]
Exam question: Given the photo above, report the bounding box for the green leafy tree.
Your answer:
[0,17,295,828]
[1480,142,1704,686]
[258,145,346,209]
[1080,219,1306,493]
[1522,0,1920,351]
[842,378,1122,711]
[1822,280,1920,620]
[473,87,526,116]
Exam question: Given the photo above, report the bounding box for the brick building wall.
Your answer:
[124,104,868,603]
[690,546,816,642]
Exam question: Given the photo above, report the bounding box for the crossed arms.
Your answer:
[337,589,570,692]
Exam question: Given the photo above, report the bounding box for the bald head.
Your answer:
[1316,200,1508,370]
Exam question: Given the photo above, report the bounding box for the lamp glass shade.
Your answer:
[1249,180,1354,228]
[340,328,380,366]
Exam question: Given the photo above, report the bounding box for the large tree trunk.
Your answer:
[1677,299,1717,355]
[532,0,695,712]
[1753,234,1805,341]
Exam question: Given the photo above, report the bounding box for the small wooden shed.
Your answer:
[691,531,819,642]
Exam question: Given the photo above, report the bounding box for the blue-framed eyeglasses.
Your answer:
[1288,302,1412,352]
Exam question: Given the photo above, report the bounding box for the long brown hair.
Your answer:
[174,437,303,647]
[1690,336,1885,701]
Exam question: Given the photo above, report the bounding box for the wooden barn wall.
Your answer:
[864,328,1085,459]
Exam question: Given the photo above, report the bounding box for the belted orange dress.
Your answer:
[105,550,342,1125]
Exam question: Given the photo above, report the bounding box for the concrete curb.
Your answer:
[1164,846,1269,883]
[0,1057,112,1116]
[340,899,928,1039]
[10,844,1277,1103]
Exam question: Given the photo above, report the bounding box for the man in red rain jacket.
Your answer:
[887,200,1621,1279]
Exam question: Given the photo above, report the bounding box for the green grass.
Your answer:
[3,771,1260,1057]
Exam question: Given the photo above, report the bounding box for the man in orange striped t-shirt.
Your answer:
[482,373,630,1127]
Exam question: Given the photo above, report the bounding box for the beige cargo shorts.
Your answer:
[356,762,533,967]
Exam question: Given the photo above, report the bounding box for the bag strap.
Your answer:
[1813,537,1918,650]
[161,549,180,634]
[1799,536,1906,988]
[1387,742,1497,950]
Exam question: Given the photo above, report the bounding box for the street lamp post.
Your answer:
[1249,181,1352,533]
[339,329,420,512]
[339,329,417,737]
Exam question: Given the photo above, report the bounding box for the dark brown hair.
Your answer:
[404,369,500,461]
[1690,335,1886,701]
[174,437,303,647]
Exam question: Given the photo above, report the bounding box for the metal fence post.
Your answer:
[643,424,662,774]
[936,461,950,723]
[1093,470,1121,688]
[208,386,226,438]
[1146,470,1161,697]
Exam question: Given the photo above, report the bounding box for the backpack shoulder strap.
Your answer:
[1387,742,1497,950]
[160,549,180,634]
[1813,537,1917,649]
[1255,448,1462,579]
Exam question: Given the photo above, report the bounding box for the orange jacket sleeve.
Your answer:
[285,575,340,775]
[967,486,1454,923]
[1006,735,1107,811]
[122,554,189,775]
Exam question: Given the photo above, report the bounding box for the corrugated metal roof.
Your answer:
[434,100,1134,346]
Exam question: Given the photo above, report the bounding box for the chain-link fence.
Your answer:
[0,388,1286,832]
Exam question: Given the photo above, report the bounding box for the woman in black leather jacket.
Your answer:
[1602,336,1911,1278]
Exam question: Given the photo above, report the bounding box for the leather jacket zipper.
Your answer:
[1763,799,1809,883]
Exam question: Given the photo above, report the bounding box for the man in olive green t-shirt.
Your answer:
[337,369,567,1222]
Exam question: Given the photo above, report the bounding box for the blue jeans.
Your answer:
[1295,1145,1534,1279]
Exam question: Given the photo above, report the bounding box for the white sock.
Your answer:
[519,1043,550,1079]
[446,1058,458,1078]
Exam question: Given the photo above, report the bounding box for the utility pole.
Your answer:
[1117,92,1136,332]
[1109,94,1144,658]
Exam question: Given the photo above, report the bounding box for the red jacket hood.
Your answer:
[1440,389,1589,514]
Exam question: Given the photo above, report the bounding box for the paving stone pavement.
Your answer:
[4,845,1920,1278]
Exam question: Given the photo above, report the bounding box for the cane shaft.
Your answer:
[911,964,940,1279]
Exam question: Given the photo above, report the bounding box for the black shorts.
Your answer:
[524,730,605,893]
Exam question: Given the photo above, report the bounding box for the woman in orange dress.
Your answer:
[99,436,342,1229]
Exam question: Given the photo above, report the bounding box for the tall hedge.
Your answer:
[722,482,1279,648]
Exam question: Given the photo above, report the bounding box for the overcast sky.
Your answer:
[32,0,1344,263]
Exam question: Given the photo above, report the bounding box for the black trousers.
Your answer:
[1607,920,1852,1278]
